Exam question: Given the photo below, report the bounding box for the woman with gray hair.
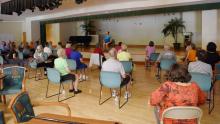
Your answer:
[54,48,81,94]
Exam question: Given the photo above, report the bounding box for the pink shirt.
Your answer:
[65,48,72,59]
[145,46,155,57]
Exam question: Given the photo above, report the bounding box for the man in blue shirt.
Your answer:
[103,31,112,49]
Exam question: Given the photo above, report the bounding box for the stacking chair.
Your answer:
[46,68,75,102]
[190,72,214,114]
[120,61,133,81]
[0,66,26,104]
[156,59,176,82]
[8,91,71,123]
[146,53,159,68]
[160,106,202,124]
[214,63,220,82]
[0,111,5,124]
[99,71,129,109]
[66,59,77,71]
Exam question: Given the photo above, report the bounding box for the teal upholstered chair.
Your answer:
[214,63,220,82]
[0,111,5,124]
[66,59,77,71]
[8,91,71,123]
[99,71,129,109]
[18,52,24,60]
[46,68,75,102]
[120,61,133,74]
[0,66,26,104]
[156,59,176,82]
[0,56,3,65]
[146,53,159,67]
[190,72,214,114]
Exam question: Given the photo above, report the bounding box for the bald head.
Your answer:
[164,45,170,50]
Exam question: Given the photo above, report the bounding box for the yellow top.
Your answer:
[187,49,196,62]
[117,51,132,61]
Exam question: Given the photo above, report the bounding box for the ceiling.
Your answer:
[0,0,219,21]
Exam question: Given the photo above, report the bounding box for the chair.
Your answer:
[0,66,26,104]
[190,72,214,114]
[160,106,202,124]
[99,71,129,109]
[120,61,133,74]
[0,111,5,124]
[46,68,75,102]
[156,59,176,82]
[146,53,159,68]
[66,59,76,71]
[8,91,71,124]
[214,63,220,82]
[28,59,45,81]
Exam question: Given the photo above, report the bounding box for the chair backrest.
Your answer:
[66,59,77,71]
[2,66,25,92]
[160,59,176,71]
[161,106,202,124]
[18,52,24,60]
[190,72,212,92]
[149,53,159,62]
[8,91,35,123]
[214,63,220,80]
[0,56,3,65]
[0,111,5,124]
[120,61,133,73]
[100,71,122,88]
[47,68,61,84]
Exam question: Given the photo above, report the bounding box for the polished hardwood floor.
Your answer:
[1,49,220,124]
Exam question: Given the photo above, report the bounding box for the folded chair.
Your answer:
[160,106,202,124]
[190,72,214,114]
[99,71,129,109]
[8,91,71,124]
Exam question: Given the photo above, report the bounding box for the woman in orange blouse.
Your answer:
[185,43,197,63]
[150,63,206,124]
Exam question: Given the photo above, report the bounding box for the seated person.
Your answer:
[117,44,132,61]
[188,49,213,77]
[150,63,206,124]
[145,41,156,66]
[94,43,104,56]
[205,42,220,69]
[65,43,72,59]
[185,43,196,63]
[157,45,176,62]
[7,45,23,66]
[54,48,81,94]
[115,42,122,53]
[103,31,112,50]
[44,42,52,57]
[70,46,88,81]
[23,44,31,59]
[102,48,131,98]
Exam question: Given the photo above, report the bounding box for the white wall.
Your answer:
[94,11,202,47]
[0,21,24,42]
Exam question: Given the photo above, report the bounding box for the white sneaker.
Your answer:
[124,92,131,99]
[112,90,117,97]
[82,75,88,80]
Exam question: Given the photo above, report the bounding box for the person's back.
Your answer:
[151,81,205,124]
[146,46,155,58]
[117,51,131,61]
[187,49,196,62]
[70,50,82,66]
[54,57,68,76]
[206,51,220,69]
[102,58,124,74]
[158,50,176,61]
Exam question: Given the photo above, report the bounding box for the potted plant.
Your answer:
[162,17,185,50]
[80,21,95,36]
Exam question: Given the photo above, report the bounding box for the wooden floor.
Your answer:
[1,49,220,124]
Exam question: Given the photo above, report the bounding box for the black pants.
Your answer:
[121,75,131,87]
[61,74,76,82]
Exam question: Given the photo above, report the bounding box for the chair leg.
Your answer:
[208,90,215,114]
[46,80,59,98]
[99,85,112,105]
[58,82,75,102]
[119,87,128,109]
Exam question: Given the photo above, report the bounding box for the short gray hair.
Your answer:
[109,48,117,58]
[57,48,66,58]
